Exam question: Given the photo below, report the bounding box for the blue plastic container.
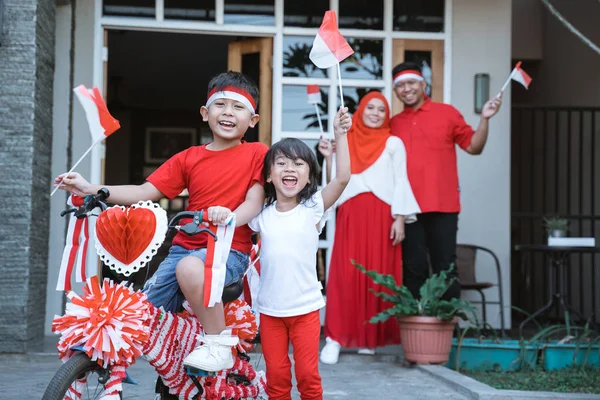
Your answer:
[543,342,600,370]
[446,338,539,372]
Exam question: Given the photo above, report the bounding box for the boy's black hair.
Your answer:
[207,71,259,108]
[264,138,320,207]
[392,61,422,78]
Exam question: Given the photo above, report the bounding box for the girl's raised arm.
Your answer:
[321,107,351,211]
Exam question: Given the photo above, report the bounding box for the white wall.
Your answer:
[45,0,99,334]
[452,0,512,329]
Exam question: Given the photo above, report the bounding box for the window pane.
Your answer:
[338,0,383,30]
[284,2,328,27]
[282,85,329,133]
[103,0,155,18]
[340,39,383,79]
[339,87,381,116]
[164,0,215,21]
[404,51,433,98]
[224,0,275,25]
[393,0,444,32]
[283,36,328,78]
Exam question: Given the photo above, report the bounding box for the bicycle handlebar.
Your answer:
[60,188,110,219]
[60,189,217,241]
[168,210,217,241]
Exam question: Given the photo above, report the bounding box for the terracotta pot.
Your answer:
[397,316,458,364]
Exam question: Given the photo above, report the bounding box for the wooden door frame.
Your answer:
[392,39,444,115]
[228,38,273,147]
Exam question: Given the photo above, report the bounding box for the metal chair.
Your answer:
[455,244,506,336]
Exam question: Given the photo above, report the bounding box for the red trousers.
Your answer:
[260,310,323,400]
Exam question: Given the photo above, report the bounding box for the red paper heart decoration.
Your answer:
[95,201,167,276]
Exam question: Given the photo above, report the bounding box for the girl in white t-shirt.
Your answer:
[249,107,351,400]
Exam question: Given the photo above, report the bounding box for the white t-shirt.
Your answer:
[248,191,328,317]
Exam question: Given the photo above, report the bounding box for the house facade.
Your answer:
[2,0,521,352]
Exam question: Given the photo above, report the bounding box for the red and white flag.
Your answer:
[51,86,120,196]
[309,11,354,69]
[307,85,321,104]
[74,85,120,143]
[510,62,532,89]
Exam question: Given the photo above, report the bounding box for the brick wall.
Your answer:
[0,0,55,353]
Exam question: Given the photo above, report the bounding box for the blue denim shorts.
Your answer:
[143,245,249,312]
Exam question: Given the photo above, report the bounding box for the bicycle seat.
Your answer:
[222,279,244,303]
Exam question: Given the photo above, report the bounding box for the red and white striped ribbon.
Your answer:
[56,195,95,291]
[203,214,236,308]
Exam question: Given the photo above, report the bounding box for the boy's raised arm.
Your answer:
[233,182,265,227]
[321,107,351,211]
[54,172,165,204]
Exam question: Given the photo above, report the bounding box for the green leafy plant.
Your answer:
[354,261,478,324]
[543,216,569,234]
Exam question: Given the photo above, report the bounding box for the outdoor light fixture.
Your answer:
[474,73,490,114]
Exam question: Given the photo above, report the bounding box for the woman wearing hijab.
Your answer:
[319,91,420,364]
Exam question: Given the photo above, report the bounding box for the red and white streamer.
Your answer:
[56,194,96,291]
[203,215,236,308]
[143,299,264,399]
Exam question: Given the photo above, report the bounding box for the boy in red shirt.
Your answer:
[54,71,268,372]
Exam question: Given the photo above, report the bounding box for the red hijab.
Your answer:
[347,91,391,174]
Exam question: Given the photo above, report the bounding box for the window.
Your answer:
[283,36,328,79]
[282,86,330,133]
[340,39,383,80]
[224,0,275,25]
[393,0,445,32]
[284,1,328,27]
[164,0,215,21]
[103,0,155,18]
[338,0,384,30]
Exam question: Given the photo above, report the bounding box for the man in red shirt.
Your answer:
[391,61,502,300]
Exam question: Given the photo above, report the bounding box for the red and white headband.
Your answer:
[393,69,424,86]
[206,86,257,114]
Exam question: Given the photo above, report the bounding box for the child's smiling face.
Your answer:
[267,153,311,203]
[201,98,259,143]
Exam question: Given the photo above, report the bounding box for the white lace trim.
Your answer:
[95,201,168,276]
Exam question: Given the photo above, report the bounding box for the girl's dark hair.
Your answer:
[207,71,259,107]
[264,138,320,206]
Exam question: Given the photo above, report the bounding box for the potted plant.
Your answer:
[354,262,477,364]
[544,216,569,238]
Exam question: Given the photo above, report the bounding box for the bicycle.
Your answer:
[42,189,266,400]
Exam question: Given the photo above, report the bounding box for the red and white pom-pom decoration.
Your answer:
[224,299,258,354]
[95,201,168,276]
[52,276,151,368]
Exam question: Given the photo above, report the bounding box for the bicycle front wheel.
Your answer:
[42,352,122,400]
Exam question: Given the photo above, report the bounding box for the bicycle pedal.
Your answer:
[185,366,215,377]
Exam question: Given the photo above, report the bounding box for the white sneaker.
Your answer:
[320,337,341,364]
[357,348,376,355]
[183,329,239,372]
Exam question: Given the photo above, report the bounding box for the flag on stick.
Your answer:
[309,11,354,108]
[498,61,532,96]
[307,85,325,135]
[307,85,322,104]
[51,86,120,196]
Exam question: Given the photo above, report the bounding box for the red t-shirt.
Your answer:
[391,100,475,213]
[147,142,268,254]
